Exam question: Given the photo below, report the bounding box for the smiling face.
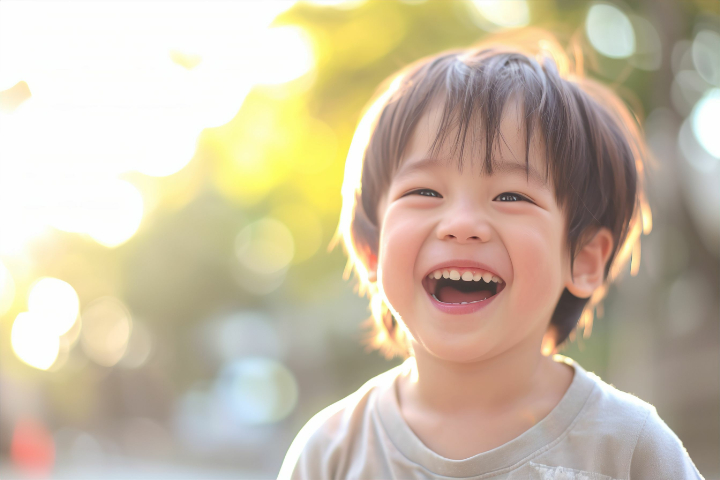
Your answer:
[373,97,572,363]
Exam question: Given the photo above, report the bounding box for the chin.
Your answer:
[423,345,496,363]
[411,328,501,363]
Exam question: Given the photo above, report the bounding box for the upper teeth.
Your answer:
[428,269,502,283]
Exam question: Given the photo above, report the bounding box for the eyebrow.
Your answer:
[491,161,551,191]
[393,157,443,180]
[394,157,550,191]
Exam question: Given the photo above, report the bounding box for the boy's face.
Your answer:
[374,98,571,362]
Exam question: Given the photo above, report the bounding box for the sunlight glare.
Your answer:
[0,1,300,252]
[11,312,60,371]
[46,179,144,248]
[305,0,367,8]
[27,278,79,336]
[254,26,315,85]
[0,260,16,316]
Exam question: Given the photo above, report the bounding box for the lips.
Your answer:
[420,260,506,310]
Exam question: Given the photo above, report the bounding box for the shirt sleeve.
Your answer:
[629,407,704,480]
[276,420,328,480]
[277,402,349,480]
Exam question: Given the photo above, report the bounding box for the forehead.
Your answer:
[396,95,551,190]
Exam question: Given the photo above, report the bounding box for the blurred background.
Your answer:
[0,0,718,478]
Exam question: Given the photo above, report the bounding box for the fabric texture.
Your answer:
[277,355,704,480]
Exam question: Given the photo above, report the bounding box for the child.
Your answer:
[278,29,704,479]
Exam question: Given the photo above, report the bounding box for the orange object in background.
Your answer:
[10,417,55,478]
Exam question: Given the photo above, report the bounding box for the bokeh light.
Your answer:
[671,69,709,117]
[232,265,289,296]
[202,311,285,365]
[232,218,296,295]
[214,357,298,425]
[254,26,315,85]
[118,320,153,369]
[679,107,718,173]
[27,277,79,336]
[692,30,720,86]
[10,417,55,477]
[270,203,323,264]
[676,109,720,255]
[471,0,530,29]
[46,348,71,373]
[235,218,295,275]
[628,14,662,71]
[80,297,132,367]
[0,1,308,253]
[58,312,83,353]
[174,388,218,454]
[691,88,720,159]
[11,312,60,371]
[585,3,635,59]
[42,178,145,248]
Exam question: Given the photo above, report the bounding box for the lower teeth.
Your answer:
[431,294,487,305]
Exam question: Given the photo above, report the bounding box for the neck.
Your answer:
[400,331,559,417]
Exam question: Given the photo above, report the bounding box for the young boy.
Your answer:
[278,30,704,479]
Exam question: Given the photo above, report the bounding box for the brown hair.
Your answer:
[329,29,652,360]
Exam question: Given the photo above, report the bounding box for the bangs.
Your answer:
[423,67,550,183]
[365,48,562,225]
[364,46,638,252]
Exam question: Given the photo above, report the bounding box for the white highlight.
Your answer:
[586,4,635,59]
[0,1,308,252]
[11,312,60,370]
[692,88,720,159]
[471,0,530,28]
[28,277,80,336]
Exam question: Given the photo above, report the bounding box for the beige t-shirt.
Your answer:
[278,354,703,479]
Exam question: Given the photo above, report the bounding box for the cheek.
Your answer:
[377,209,428,307]
[505,221,565,310]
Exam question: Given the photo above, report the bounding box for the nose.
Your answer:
[436,202,492,244]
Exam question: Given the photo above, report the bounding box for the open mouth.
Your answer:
[422,270,506,304]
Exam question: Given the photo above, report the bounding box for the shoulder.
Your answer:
[276,362,405,480]
[552,357,658,445]
[569,362,703,479]
[629,405,704,479]
[581,368,657,433]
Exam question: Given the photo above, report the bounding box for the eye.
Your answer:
[494,192,530,202]
[405,188,442,198]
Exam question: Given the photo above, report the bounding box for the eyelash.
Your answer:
[405,189,531,202]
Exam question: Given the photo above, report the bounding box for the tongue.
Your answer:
[437,286,492,303]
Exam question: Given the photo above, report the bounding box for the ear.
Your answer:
[367,252,378,283]
[565,227,613,298]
